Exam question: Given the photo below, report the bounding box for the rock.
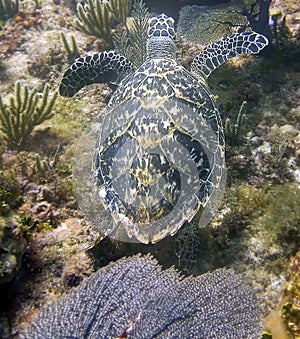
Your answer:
[143,0,230,21]
[279,124,299,136]
[0,218,27,285]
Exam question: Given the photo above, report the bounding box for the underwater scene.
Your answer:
[0,0,299,338]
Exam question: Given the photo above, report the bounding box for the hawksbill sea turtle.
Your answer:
[59,14,268,244]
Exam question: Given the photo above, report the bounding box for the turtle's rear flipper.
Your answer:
[59,51,134,97]
[191,32,268,79]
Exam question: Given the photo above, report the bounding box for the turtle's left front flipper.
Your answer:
[191,32,269,79]
[59,51,135,97]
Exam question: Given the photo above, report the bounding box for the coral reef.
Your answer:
[0,172,25,285]
[241,0,272,39]
[263,251,300,338]
[8,216,96,335]
[0,215,27,285]
[60,33,79,63]
[0,0,298,337]
[143,0,231,22]
[0,82,57,148]
[224,183,300,254]
[107,0,132,25]
[178,0,294,47]
[279,252,300,337]
[240,0,293,46]
[113,0,150,67]
[0,0,19,21]
[224,100,247,146]
[178,3,248,45]
[76,0,114,43]
[263,309,290,339]
[35,145,60,176]
[75,0,132,44]
[20,254,263,339]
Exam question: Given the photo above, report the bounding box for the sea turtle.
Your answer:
[59,14,268,244]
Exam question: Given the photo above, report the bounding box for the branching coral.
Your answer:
[224,100,247,146]
[0,0,19,21]
[21,254,263,338]
[60,33,80,63]
[113,0,150,67]
[35,145,60,175]
[75,0,132,43]
[0,82,57,148]
[107,0,132,25]
[76,0,113,43]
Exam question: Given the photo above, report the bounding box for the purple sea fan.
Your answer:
[19,254,263,338]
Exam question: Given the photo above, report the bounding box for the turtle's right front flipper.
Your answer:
[59,51,134,97]
[191,32,269,79]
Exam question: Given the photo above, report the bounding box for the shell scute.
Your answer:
[94,57,225,243]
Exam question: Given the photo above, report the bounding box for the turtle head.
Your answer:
[147,14,176,60]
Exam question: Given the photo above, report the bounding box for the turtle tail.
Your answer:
[59,51,134,97]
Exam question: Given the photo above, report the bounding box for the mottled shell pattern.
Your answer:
[93,14,225,243]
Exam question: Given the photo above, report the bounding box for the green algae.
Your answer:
[224,183,300,259]
[0,171,21,215]
[282,253,300,337]
[17,212,39,237]
[0,210,27,285]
